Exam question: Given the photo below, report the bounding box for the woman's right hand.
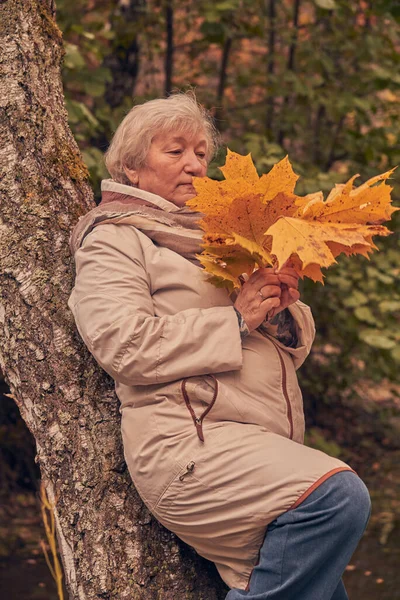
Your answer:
[234,268,282,332]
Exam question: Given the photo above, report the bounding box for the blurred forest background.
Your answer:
[1,0,399,598]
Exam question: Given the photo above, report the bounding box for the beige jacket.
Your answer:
[68,202,353,590]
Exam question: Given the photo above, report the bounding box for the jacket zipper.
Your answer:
[274,345,294,440]
[181,375,218,442]
[179,461,195,481]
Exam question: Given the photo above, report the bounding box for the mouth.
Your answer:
[178,183,195,191]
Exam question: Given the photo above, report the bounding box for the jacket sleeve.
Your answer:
[268,301,316,370]
[68,225,243,386]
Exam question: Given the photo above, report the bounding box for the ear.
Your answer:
[123,166,139,185]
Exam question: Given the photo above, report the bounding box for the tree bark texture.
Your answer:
[0,1,227,598]
[164,0,174,95]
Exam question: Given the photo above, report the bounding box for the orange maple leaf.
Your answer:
[187,151,398,288]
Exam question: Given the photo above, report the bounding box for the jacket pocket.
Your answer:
[181,374,218,442]
[272,344,294,440]
[154,460,197,512]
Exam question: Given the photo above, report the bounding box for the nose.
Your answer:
[184,151,206,176]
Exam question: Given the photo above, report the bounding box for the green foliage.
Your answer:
[55,0,399,396]
[56,1,114,194]
[304,427,345,458]
[56,1,400,187]
[300,213,400,403]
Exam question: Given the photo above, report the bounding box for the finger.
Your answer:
[276,266,298,278]
[266,299,284,320]
[278,286,299,310]
[277,274,299,289]
[251,271,280,287]
[249,267,277,284]
[259,285,282,299]
[262,297,281,315]
[289,288,300,300]
[279,259,295,269]
[280,289,300,309]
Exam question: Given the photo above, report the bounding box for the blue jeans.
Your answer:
[226,471,371,600]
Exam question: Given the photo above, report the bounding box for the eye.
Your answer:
[168,149,182,155]
[196,152,206,159]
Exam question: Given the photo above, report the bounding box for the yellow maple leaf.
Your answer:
[257,155,299,200]
[299,169,397,223]
[219,149,259,183]
[197,251,254,291]
[189,150,299,214]
[267,219,391,283]
[187,150,398,288]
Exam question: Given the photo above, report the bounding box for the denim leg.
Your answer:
[330,579,348,600]
[225,471,371,600]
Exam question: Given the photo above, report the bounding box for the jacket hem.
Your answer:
[288,466,357,511]
[243,466,356,592]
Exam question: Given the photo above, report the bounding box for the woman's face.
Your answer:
[126,130,208,207]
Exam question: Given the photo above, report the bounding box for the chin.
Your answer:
[172,193,196,206]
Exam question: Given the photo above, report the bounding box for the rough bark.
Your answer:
[0,1,227,598]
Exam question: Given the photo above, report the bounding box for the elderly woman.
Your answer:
[68,93,370,600]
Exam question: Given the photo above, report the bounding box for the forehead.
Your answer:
[152,129,208,147]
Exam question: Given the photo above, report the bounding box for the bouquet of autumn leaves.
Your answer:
[187,150,398,290]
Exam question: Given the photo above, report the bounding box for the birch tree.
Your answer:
[0,1,227,598]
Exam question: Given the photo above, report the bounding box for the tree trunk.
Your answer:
[0,1,227,598]
[164,0,174,95]
[265,0,276,138]
[215,36,233,126]
[104,0,146,109]
[277,0,301,147]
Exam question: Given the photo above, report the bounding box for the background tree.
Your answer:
[104,0,146,109]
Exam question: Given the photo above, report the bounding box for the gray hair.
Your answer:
[104,91,220,184]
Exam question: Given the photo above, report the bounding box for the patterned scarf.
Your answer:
[69,179,204,263]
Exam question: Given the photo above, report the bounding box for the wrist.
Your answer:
[233,307,250,341]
